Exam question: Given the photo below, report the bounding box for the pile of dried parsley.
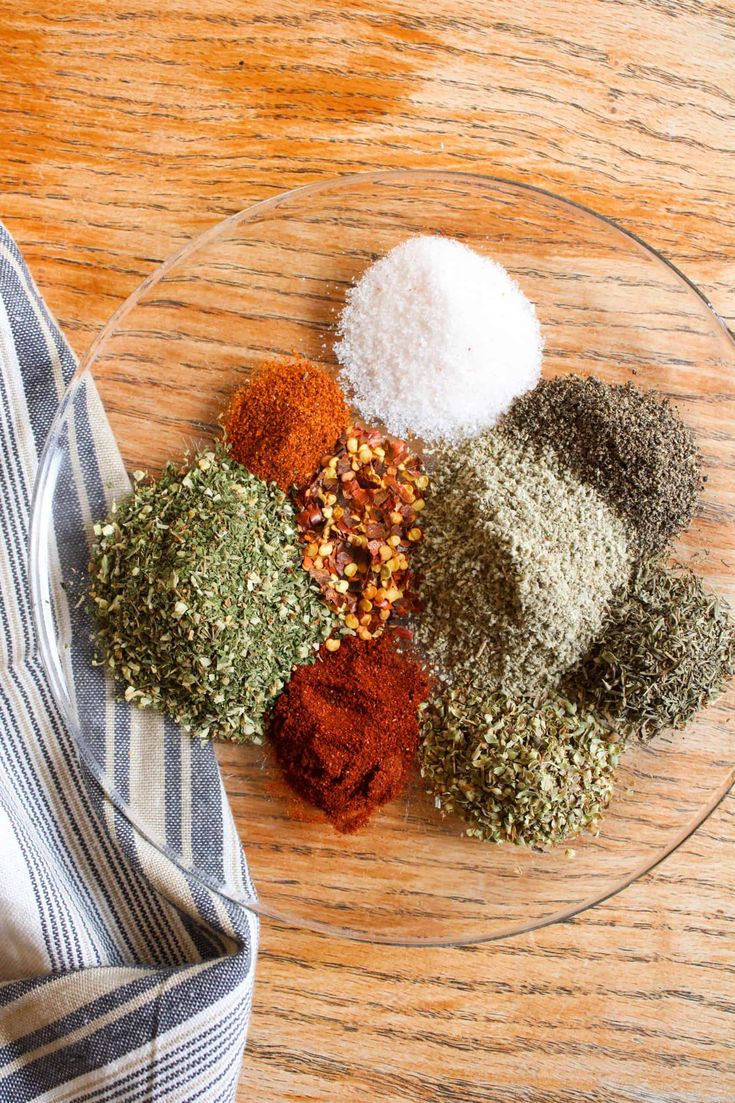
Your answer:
[89,446,338,742]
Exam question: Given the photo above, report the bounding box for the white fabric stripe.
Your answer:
[0,245,67,401]
[0,966,158,1039]
[128,705,168,852]
[0,802,52,980]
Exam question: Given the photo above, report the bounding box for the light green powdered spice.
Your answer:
[415,433,631,695]
[420,686,622,848]
[88,446,339,743]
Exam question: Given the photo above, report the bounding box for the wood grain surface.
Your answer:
[3,3,734,1100]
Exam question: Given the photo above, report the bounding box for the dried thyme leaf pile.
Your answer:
[568,558,735,741]
[501,375,702,558]
[89,446,339,742]
[414,433,630,695]
[420,687,622,847]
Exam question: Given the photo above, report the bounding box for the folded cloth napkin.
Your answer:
[0,223,257,1102]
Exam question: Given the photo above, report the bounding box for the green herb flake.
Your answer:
[88,444,339,743]
[420,685,622,848]
[567,557,735,741]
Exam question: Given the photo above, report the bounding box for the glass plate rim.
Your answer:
[28,168,735,946]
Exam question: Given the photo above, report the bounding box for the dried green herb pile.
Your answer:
[420,686,622,847]
[501,376,702,557]
[414,433,631,695]
[567,558,735,741]
[89,447,338,742]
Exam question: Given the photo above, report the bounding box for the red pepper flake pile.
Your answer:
[269,632,429,833]
[224,356,349,491]
[294,424,428,638]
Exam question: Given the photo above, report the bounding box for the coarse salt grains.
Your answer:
[335,235,543,442]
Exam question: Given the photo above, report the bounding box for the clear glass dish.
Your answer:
[30,170,735,945]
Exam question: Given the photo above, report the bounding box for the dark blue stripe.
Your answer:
[189,737,226,886]
[0,956,249,1099]
[0,973,161,1064]
[0,973,59,1009]
[163,716,182,853]
[113,699,131,805]
[75,999,245,1103]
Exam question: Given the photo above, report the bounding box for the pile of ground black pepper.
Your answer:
[501,376,702,557]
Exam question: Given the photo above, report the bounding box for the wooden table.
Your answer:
[4,4,734,1100]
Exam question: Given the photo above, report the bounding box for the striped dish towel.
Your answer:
[0,223,257,1102]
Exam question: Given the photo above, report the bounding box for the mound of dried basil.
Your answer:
[414,432,630,695]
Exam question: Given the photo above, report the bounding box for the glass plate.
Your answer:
[30,171,735,945]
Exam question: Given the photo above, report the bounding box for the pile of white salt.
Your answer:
[335,235,542,442]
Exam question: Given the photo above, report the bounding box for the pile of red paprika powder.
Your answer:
[269,632,429,833]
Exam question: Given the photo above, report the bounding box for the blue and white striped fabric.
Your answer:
[0,223,257,1102]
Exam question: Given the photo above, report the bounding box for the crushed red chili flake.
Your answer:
[294,425,428,638]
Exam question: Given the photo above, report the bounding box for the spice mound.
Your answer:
[295,424,427,638]
[420,686,622,847]
[502,375,702,557]
[270,633,429,833]
[335,235,542,442]
[415,433,630,695]
[568,558,735,741]
[225,355,348,491]
[89,447,338,742]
